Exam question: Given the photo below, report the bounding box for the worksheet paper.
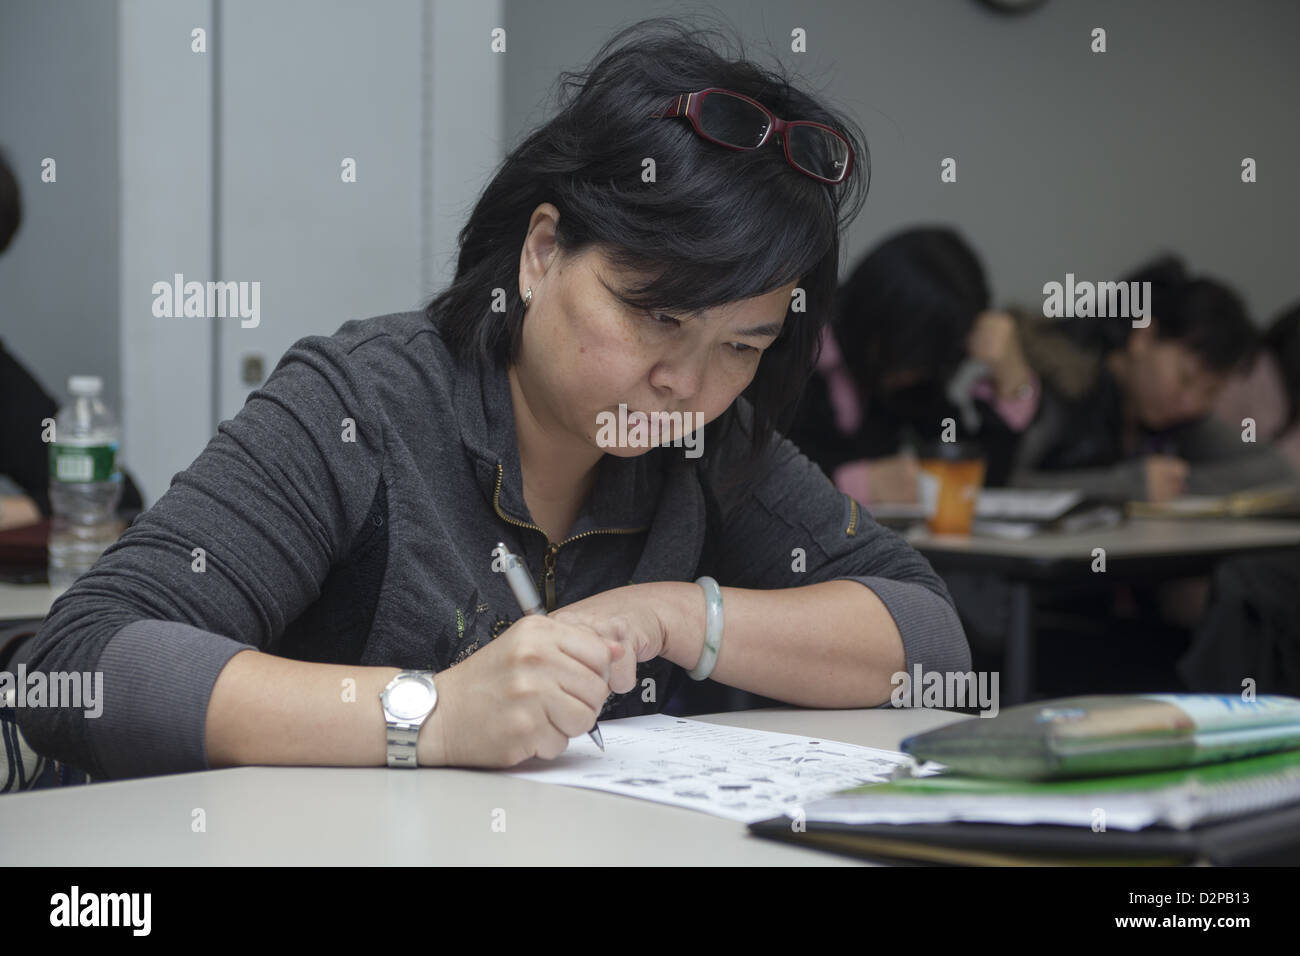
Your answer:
[504,715,916,823]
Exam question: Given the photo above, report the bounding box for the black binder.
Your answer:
[748,801,1300,866]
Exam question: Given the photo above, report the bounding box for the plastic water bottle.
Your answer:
[48,376,125,590]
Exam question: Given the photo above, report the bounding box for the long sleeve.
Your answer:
[1005,376,1148,499]
[970,373,1042,432]
[1212,352,1289,442]
[703,401,970,678]
[13,334,385,779]
[1172,417,1297,494]
[1007,421,1296,500]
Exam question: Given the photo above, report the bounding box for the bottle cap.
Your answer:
[68,375,103,396]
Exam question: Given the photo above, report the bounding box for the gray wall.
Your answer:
[0,0,120,413]
[503,0,1300,321]
[3,0,504,504]
[119,0,214,509]
[214,0,428,425]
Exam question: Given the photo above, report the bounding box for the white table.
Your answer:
[0,707,968,865]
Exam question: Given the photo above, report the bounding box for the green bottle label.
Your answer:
[50,442,119,483]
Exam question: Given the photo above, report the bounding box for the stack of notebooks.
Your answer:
[749,694,1300,865]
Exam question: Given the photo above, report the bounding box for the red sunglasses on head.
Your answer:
[651,87,855,185]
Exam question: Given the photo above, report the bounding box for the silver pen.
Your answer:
[497,542,606,751]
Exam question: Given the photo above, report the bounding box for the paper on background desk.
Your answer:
[864,489,1083,523]
[505,715,917,823]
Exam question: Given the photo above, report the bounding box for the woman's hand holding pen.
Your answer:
[420,613,636,768]
[549,586,671,666]
[555,583,706,674]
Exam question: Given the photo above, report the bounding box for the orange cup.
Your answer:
[918,444,986,535]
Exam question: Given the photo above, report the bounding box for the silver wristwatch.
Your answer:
[379,670,438,768]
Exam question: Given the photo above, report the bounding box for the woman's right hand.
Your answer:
[420,613,634,768]
[966,310,1033,399]
[1143,455,1189,502]
[863,455,921,504]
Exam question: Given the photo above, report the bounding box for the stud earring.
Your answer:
[523,287,533,309]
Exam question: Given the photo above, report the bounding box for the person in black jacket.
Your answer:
[0,149,143,529]
[1007,255,1294,500]
[788,226,1037,503]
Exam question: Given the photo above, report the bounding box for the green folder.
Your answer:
[900,693,1300,779]
[749,749,1300,866]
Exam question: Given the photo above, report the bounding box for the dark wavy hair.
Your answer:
[1264,302,1300,431]
[0,148,21,255]
[422,16,869,480]
[831,226,990,394]
[1075,254,1258,373]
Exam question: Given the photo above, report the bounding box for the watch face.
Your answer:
[387,679,435,720]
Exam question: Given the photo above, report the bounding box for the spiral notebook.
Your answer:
[749,748,1300,865]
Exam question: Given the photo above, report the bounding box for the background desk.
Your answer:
[0,707,966,866]
[0,582,61,623]
[0,583,62,664]
[906,517,1300,705]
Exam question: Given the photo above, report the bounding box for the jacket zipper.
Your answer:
[846,497,859,537]
[492,463,649,611]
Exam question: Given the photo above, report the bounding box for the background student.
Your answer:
[788,226,1040,504]
[1213,301,1300,474]
[0,150,144,530]
[1007,254,1295,501]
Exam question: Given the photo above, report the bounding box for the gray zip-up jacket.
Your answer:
[14,311,969,780]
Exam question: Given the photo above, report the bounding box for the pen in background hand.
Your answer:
[498,542,606,751]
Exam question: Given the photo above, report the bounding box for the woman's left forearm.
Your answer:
[654,579,906,708]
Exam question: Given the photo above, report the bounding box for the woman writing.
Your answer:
[12,20,968,781]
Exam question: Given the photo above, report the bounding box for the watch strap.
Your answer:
[381,670,437,769]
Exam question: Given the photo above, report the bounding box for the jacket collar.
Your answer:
[454,348,667,538]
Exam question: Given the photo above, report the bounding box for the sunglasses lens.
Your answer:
[698,92,770,148]
[788,124,851,182]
